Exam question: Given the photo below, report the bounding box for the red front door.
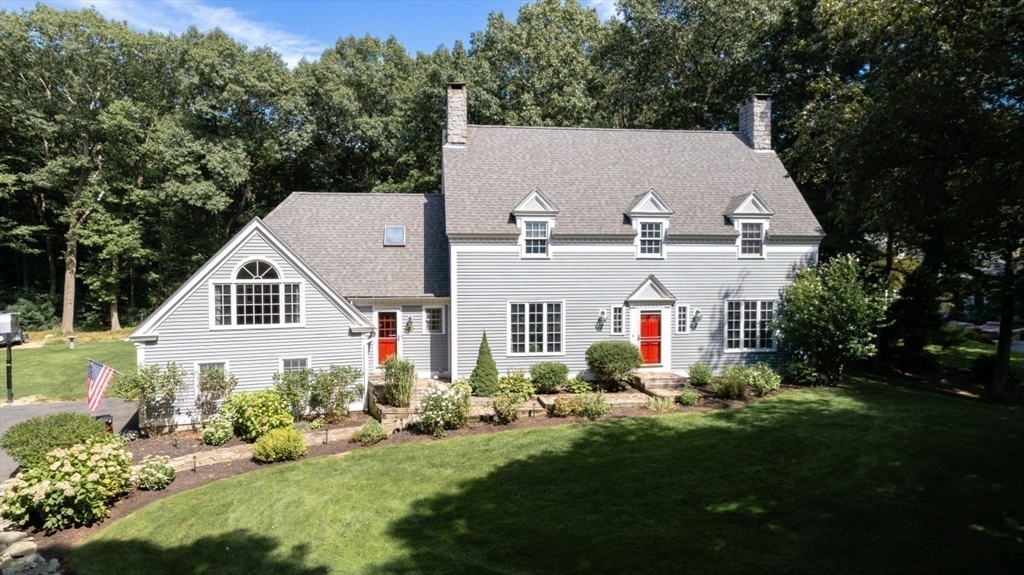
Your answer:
[639,312,661,365]
[377,312,398,364]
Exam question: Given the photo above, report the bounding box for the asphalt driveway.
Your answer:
[0,398,138,478]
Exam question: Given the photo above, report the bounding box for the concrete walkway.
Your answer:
[0,399,138,478]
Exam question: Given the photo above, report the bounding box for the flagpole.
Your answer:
[87,358,124,376]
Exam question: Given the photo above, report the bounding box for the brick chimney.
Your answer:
[738,94,771,150]
[445,82,467,146]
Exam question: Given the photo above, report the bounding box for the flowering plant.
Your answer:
[418,380,471,437]
[0,438,134,531]
[136,456,175,491]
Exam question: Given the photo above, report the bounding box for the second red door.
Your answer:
[639,312,661,365]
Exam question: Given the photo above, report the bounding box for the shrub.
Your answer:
[781,359,824,386]
[382,356,415,407]
[644,396,675,412]
[222,390,293,442]
[350,420,389,446]
[309,416,325,430]
[747,362,782,397]
[470,331,499,396]
[531,362,568,394]
[585,341,642,387]
[0,412,107,470]
[8,291,58,330]
[0,438,134,531]
[972,354,1023,385]
[688,362,715,386]
[678,387,701,406]
[775,254,889,385]
[200,413,234,446]
[419,381,472,437]
[136,456,175,491]
[492,394,526,424]
[111,363,186,433]
[498,371,535,401]
[195,366,238,421]
[252,428,307,463]
[563,377,592,394]
[963,329,995,344]
[309,365,363,420]
[273,368,315,419]
[710,367,748,399]
[577,392,612,420]
[551,394,581,417]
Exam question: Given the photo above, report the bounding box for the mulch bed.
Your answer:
[31,389,766,564]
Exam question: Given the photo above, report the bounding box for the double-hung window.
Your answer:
[725,300,775,351]
[676,305,689,334]
[424,307,445,334]
[509,302,563,354]
[611,306,624,335]
[523,221,549,257]
[281,358,309,372]
[740,223,764,257]
[213,260,301,327]
[638,222,663,257]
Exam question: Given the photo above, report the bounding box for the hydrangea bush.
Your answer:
[136,456,175,491]
[0,439,134,531]
[419,381,472,437]
[221,390,293,442]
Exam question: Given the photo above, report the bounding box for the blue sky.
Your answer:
[0,1,619,66]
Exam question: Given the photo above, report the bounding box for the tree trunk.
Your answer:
[109,259,121,331]
[46,235,57,297]
[989,248,1018,401]
[60,229,77,334]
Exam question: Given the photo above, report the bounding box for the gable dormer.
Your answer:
[726,191,773,259]
[513,188,558,259]
[628,189,673,259]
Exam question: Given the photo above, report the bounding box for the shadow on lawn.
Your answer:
[365,383,1023,575]
[68,529,329,575]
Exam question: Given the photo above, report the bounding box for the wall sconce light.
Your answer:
[596,309,607,331]
[405,316,414,333]
[690,309,703,331]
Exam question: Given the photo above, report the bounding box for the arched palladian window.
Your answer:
[212,260,301,327]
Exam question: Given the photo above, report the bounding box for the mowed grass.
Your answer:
[10,338,136,401]
[71,376,1023,575]
[927,339,1024,372]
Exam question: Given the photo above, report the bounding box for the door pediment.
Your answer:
[626,275,676,306]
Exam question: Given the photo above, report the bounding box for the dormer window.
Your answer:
[726,191,773,259]
[383,226,405,246]
[628,189,672,260]
[639,222,663,257]
[524,221,549,256]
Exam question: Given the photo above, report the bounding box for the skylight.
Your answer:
[384,226,406,246]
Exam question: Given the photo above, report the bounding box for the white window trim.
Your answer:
[506,300,567,356]
[734,217,769,259]
[422,306,446,335]
[278,356,313,373]
[723,299,778,353]
[383,226,406,247]
[194,361,230,397]
[633,217,669,260]
[675,304,690,334]
[611,305,625,335]
[209,257,306,330]
[628,306,672,370]
[517,217,554,259]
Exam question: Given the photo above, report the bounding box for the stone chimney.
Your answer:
[446,82,467,146]
[738,94,771,150]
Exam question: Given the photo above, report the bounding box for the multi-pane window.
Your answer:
[212,260,300,327]
[281,358,308,372]
[726,300,775,350]
[740,223,764,256]
[509,302,563,354]
[676,305,689,334]
[524,221,549,256]
[612,306,624,335]
[639,222,663,256]
[425,307,444,334]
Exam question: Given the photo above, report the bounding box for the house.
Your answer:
[130,84,823,423]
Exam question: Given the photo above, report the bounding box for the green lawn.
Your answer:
[70,376,1023,575]
[927,339,1024,372]
[10,339,136,401]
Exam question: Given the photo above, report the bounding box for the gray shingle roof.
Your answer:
[264,193,449,298]
[442,125,823,238]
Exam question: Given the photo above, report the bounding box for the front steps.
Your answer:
[632,372,689,398]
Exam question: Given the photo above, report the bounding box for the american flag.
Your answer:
[87,360,115,412]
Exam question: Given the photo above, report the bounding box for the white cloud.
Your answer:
[64,0,326,67]
[585,0,619,21]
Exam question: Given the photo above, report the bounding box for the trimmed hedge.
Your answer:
[531,362,568,393]
[0,412,107,470]
[252,428,307,463]
[585,341,642,387]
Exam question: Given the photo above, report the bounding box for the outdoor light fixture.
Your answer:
[405,316,414,333]
[1,310,24,404]
[596,309,607,331]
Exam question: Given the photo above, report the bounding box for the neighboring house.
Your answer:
[130,83,823,423]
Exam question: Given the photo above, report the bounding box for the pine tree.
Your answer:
[469,331,499,397]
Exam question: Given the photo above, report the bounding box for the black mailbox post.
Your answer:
[1,310,25,403]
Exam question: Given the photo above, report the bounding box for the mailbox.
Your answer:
[0,310,23,345]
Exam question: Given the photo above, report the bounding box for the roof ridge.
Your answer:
[468,124,740,135]
[285,191,442,198]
